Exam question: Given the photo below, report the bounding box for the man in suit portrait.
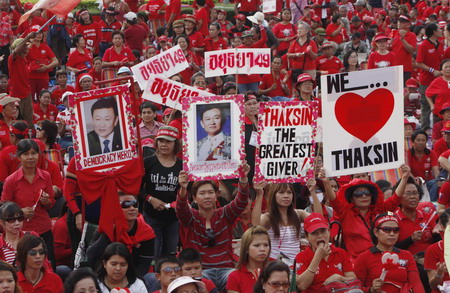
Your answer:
[87,97,123,156]
[197,103,232,161]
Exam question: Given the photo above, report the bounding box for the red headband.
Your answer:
[10,126,28,137]
[374,215,398,227]
[156,128,178,140]
[246,94,257,101]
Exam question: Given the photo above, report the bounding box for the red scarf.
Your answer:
[118,214,155,251]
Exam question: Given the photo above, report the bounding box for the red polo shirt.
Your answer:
[103,46,136,68]
[32,103,58,124]
[295,245,353,293]
[124,24,148,52]
[66,48,93,71]
[424,241,450,293]
[438,180,450,207]
[0,120,11,150]
[18,269,63,293]
[272,22,296,52]
[354,247,424,293]
[287,40,318,70]
[432,137,449,157]
[390,30,416,72]
[8,54,30,99]
[316,55,343,74]
[396,209,436,255]
[416,39,443,86]
[406,149,438,180]
[27,43,56,80]
[326,23,348,44]
[368,51,397,69]
[226,265,258,293]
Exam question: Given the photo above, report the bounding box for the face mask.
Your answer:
[309,192,324,204]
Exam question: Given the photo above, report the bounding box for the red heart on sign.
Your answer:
[334,88,394,143]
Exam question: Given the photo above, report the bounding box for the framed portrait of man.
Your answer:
[183,95,245,180]
[68,85,139,171]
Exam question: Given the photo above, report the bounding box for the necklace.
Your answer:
[26,271,42,286]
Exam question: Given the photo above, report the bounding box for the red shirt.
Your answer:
[354,247,424,293]
[204,37,228,52]
[326,23,348,44]
[226,265,259,293]
[272,22,296,52]
[66,48,93,71]
[75,22,101,54]
[406,148,438,180]
[259,71,292,98]
[235,0,260,12]
[124,24,148,52]
[287,40,318,70]
[179,51,200,85]
[390,31,416,72]
[8,54,30,99]
[0,120,11,150]
[52,214,71,266]
[367,51,397,69]
[18,269,63,293]
[33,103,58,124]
[188,31,206,64]
[26,43,55,80]
[195,7,209,37]
[432,137,449,157]
[432,120,446,141]
[424,241,450,293]
[165,0,181,23]
[146,0,165,19]
[99,19,122,43]
[295,245,353,293]
[103,46,136,68]
[316,55,343,74]
[426,77,450,116]
[1,167,55,235]
[396,209,435,255]
[438,179,450,207]
[51,85,75,105]
[0,145,18,182]
[416,39,443,86]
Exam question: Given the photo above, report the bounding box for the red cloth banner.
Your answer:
[19,0,81,25]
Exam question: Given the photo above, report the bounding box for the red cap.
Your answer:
[296,73,316,87]
[163,108,173,116]
[234,13,246,21]
[373,33,390,42]
[24,2,33,10]
[403,118,416,130]
[442,121,450,132]
[304,213,328,233]
[158,35,168,42]
[312,15,321,22]
[405,78,419,88]
[30,25,41,33]
[440,101,450,115]
[377,10,387,16]
[184,15,197,24]
[398,15,411,22]
[156,126,179,141]
[141,138,155,149]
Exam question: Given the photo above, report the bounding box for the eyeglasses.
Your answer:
[206,228,215,247]
[28,249,47,256]
[3,216,25,223]
[36,127,42,131]
[161,266,182,274]
[378,226,400,234]
[267,282,290,289]
[353,190,372,198]
[120,200,138,209]
[404,191,419,197]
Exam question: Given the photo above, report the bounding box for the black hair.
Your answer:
[221,81,236,95]
[0,74,8,80]
[178,248,201,266]
[197,0,206,6]
[0,261,21,293]
[344,182,378,204]
[447,23,450,32]
[253,261,290,293]
[39,90,51,100]
[332,13,341,23]
[375,179,392,193]
[425,23,438,38]
[55,70,68,79]
[155,255,180,273]
[90,97,118,117]
[343,50,359,71]
[137,11,148,22]
[0,201,24,220]
[16,139,39,157]
[281,8,292,21]
[78,9,93,25]
[97,242,138,283]
[191,72,206,86]
[413,25,424,36]
[126,14,137,25]
[64,267,101,293]
[440,59,450,70]
[10,121,28,141]
[37,120,58,147]
[410,129,430,156]
[440,208,450,228]
[174,34,190,48]
[351,15,361,22]
[111,30,125,41]
[93,56,102,64]
[72,34,84,47]
[209,23,222,37]
[16,234,47,273]
[140,101,158,113]
[392,176,424,200]
[369,212,399,244]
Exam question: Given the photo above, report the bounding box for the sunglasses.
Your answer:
[3,216,24,223]
[28,249,47,256]
[267,282,290,289]
[36,127,42,131]
[161,266,182,274]
[378,226,400,234]
[120,200,138,209]
[353,190,372,198]
[206,228,215,247]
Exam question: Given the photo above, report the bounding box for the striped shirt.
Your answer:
[177,182,249,269]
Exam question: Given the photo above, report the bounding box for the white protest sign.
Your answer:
[131,45,189,89]
[263,0,276,13]
[321,66,404,176]
[255,101,318,183]
[204,48,271,78]
[142,76,214,110]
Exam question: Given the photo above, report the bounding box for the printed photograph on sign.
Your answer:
[254,101,318,183]
[321,66,404,177]
[68,85,139,171]
[183,95,245,181]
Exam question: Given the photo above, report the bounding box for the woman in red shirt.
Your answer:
[75,9,101,55]
[66,34,93,75]
[27,26,58,102]
[354,213,425,293]
[204,23,228,52]
[0,95,19,150]
[287,21,318,80]
[226,226,271,293]
[368,33,397,69]
[272,9,296,56]
[0,121,29,183]
[1,139,56,268]
[426,59,450,118]
[175,35,201,86]
[102,30,136,69]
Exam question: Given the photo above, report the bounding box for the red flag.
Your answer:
[19,0,81,25]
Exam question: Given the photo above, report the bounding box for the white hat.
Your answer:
[0,94,20,107]
[61,91,74,101]
[117,66,132,75]
[67,12,74,18]
[168,277,206,293]
[247,11,268,27]
[124,12,137,22]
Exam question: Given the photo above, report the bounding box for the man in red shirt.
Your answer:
[51,70,75,106]
[316,41,343,74]
[8,32,35,128]
[99,7,122,57]
[390,15,417,84]
[195,0,209,37]
[259,56,291,99]
[433,121,450,157]
[123,12,149,53]
[416,23,443,129]
[325,14,348,50]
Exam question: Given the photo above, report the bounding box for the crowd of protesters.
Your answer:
[1,0,450,292]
